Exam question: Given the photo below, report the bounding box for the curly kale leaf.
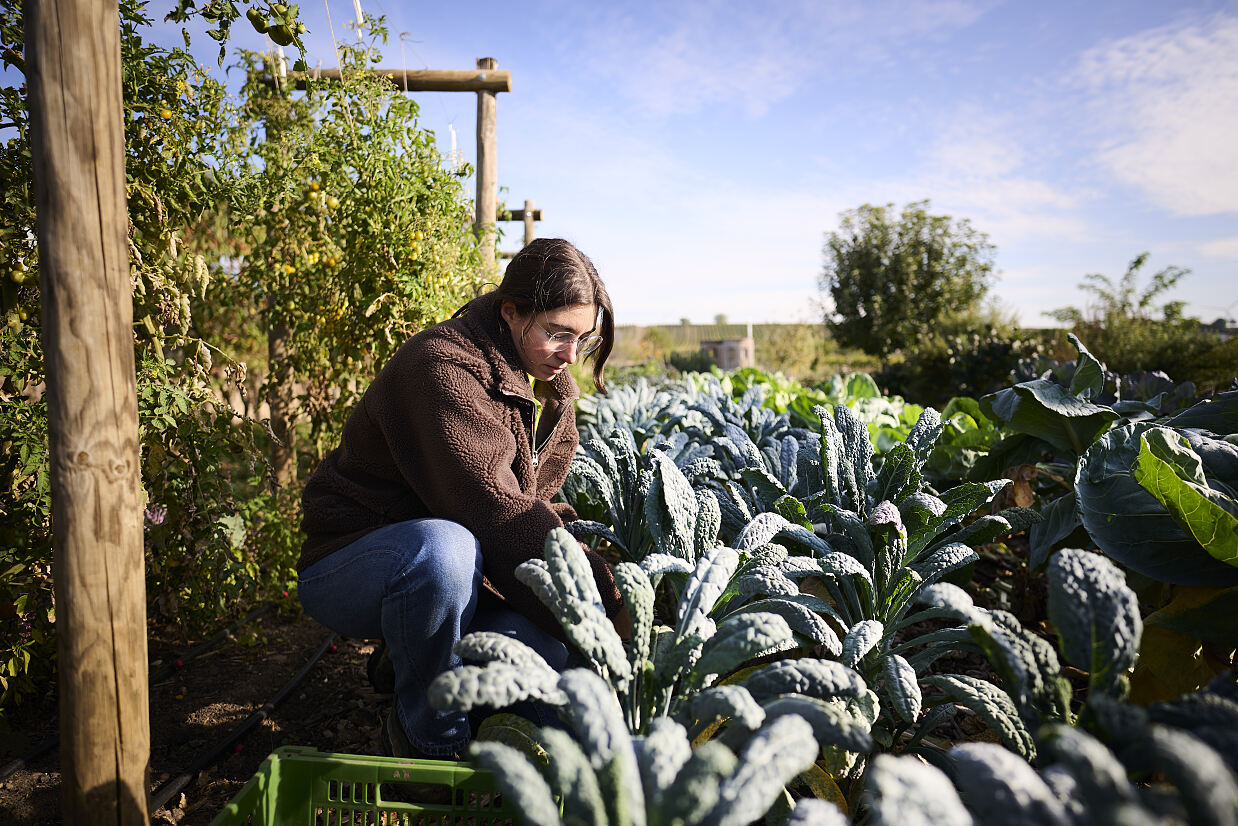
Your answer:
[1047,548,1141,697]
[948,742,1071,826]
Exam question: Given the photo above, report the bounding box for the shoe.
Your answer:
[380,707,416,759]
[367,640,396,695]
[380,708,465,761]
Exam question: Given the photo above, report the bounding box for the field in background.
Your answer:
[608,322,881,382]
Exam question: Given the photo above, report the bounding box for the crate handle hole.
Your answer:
[380,779,454,807]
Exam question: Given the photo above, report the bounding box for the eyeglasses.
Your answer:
[534,319,603,355]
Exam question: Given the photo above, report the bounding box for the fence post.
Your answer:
[25,0,150,821]
[523,199,536,247]
[475,57,498,274]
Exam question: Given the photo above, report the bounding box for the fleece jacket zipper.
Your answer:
[502,390,567,472]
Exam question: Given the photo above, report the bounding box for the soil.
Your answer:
[0,606,389,825]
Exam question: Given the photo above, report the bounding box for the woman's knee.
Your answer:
[389,518,481,606]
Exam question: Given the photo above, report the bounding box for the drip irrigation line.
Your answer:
[0,736,58,783]
[149,631,337,814]
[0,601,280,782]
[149,603,277,685]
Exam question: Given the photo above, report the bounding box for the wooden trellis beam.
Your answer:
[281,67,512,93]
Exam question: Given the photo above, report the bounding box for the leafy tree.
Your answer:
[1044,253,1219,380]
[1045,252,1189,328]
[820,200,996,358]
[640,326,673,361]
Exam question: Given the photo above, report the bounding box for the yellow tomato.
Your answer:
[159,108,173,120]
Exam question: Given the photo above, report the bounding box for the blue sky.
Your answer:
[154,1,1237,326]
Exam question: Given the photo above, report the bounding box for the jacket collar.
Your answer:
[457,292,580,404]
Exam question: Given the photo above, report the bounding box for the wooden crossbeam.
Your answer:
[263,67,513,93]
[498,208,543,222]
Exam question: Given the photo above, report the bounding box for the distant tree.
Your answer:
[714,313,729,326]
[820,200,996,358]
[640,326,673,361]
[1044,252,1189,328]
[1045,252,1216,378]
[755,324,825,380]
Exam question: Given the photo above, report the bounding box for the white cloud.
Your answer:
[562,0,996,118]
[1076,14,1238,215]
[853,105,1096,246]
[1200,237,1238,260]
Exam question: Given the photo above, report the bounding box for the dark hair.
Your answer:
[490,238,614,394]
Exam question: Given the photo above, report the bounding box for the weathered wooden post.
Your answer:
[475,57,498,275]
[265,57,296,487]
[268,292,296,486]
[25,0,150,822]
[498,203,543,259]
[523,198,537,247]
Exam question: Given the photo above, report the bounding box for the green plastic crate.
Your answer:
[209,746,516,825]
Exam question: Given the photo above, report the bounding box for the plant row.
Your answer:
[426,360,1237,824]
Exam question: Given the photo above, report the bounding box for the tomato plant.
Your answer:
[0,1,482,715]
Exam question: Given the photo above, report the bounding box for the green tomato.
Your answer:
[269,24,294,46]
[272,3,288,15]
[246,8,269,33]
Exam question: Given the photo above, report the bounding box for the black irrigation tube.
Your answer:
[0,601,279,782]
[149,631,337,814]
[148,603,278,686]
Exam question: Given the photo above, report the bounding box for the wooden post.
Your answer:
[523,199,536,247]
[475,57,498,275]
[497,205,542,258]
[25,0,150,823]
[264,61,296,487]
[268,294,296,486]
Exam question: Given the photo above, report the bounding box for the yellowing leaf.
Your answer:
[1130,624,1231,706]
[1133,429,1238,568]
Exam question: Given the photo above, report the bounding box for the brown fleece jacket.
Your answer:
[298,292,622,630]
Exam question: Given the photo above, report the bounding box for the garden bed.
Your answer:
[0,608,389,825]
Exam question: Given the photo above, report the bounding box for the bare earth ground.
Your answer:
[0,607,388,825]
[0,536,1043,825]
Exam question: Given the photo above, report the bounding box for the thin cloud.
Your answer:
[1200,237,1238,261]
[562,0,996,118]
[856,105,1096,246]
[1076,13,1238,215]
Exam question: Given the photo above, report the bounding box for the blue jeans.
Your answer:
[298,518,568,755]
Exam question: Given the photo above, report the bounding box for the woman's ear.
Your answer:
[500,300,520,327]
